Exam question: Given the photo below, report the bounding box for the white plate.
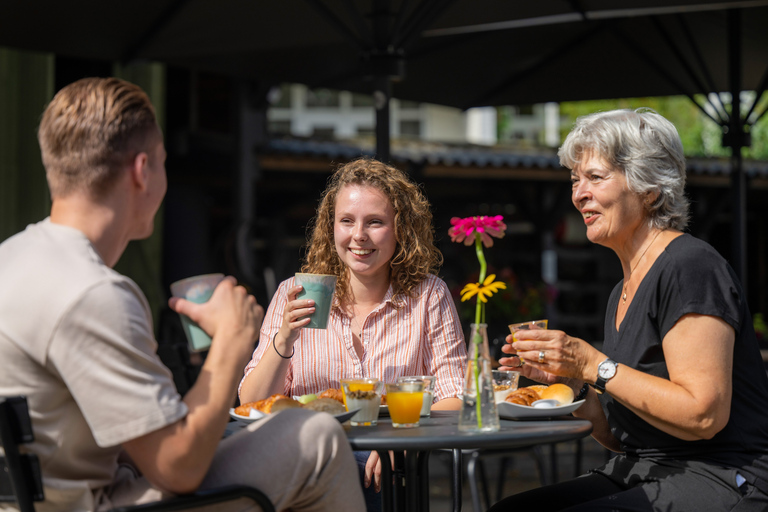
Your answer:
[497,400,585,420]
[229,408,359,424]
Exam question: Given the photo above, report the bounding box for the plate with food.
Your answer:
[232,390,357,424]
[497,383,585,420]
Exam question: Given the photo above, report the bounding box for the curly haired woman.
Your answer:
[239,158,466,509]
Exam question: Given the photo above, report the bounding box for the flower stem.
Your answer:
[474,234,487,325]
[473,233,487,428]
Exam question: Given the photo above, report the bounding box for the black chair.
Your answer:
[1,396,275,512]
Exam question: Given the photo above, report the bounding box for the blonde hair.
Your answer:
[302,158,443,308]
[38,77,158,198]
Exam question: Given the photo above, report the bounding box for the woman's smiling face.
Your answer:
[570,151,646,250]
[334,183,397,282]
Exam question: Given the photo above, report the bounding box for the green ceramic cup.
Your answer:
[295,273,337,329]
[170,273,225,352]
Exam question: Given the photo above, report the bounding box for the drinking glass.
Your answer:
[492,370,520,402]
[508,319,549,338]
[397,376,436,417]
[385,381,424,428]
[340,378,383,426]
[508,319,548,365]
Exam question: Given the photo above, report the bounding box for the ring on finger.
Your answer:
[538,350,545,363]
[511,356,524,368]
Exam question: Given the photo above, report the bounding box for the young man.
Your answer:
[0,77,364,511]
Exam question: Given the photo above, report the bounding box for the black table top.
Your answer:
[344,410,592,452]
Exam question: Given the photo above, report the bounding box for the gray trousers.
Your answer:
[103,408,365,511]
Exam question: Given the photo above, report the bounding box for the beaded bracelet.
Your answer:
[272,332,295,359]
[575,382,589,401]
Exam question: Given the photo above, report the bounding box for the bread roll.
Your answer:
[302,397,346,414]
[270,397,303,413]
[539,383,574,405]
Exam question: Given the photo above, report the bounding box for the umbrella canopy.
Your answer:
[3,0,768,106]
[2,0,766,284]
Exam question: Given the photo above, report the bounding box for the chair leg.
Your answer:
[549,443,559,484]
[495,456,512,502]
[530,445,549,486]
[467,452,484,512]
[574,438,583,478]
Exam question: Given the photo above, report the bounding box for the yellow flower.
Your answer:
[460,274,507,303]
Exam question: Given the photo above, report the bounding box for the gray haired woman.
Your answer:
[493,109,768,511]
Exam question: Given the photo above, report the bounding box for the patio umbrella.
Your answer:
[2,0,766,284]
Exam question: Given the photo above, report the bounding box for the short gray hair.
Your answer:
[558,108,690,231]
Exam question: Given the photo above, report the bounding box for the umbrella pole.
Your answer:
[728,9,748,293]
[374,75,392,163]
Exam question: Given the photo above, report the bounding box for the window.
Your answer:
[268,120,292,136]
[351,93,374,107]
[312,126,336,139]
[400,120,421,138]
[306,88,340,108]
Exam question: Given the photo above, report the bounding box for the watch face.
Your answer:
[598,361,617,379]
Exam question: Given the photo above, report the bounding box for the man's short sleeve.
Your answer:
[49,279,187,447]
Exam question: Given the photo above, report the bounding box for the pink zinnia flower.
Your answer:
[449,215,507,247]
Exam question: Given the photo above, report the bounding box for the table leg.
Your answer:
[452,449,463,512]
[377,449,394,512]
[394,451,406,511]
[418,451,431,511]
[403,450,429,512]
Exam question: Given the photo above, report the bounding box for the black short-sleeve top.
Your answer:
[602,234,768,477]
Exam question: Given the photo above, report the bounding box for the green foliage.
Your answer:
[755,313,767,341]
[559,94,768,159]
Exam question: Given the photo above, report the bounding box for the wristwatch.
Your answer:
[594,358,618,394]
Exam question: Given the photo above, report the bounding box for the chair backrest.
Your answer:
[0,396,44,512]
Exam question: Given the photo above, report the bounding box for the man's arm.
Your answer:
[122,278,263,494]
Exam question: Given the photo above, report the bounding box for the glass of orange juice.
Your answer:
[385,381,424,428]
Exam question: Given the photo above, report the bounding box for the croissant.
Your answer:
[318,388,345,403]
[505,387,541,406]
[236,394,295,415]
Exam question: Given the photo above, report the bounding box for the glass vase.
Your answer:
[458,323,500,432]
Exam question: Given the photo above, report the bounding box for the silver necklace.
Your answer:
[622,230,664,303]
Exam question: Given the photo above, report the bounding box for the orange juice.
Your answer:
[387,391,423,424]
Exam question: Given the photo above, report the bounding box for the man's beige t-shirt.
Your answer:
[0,219,187,511]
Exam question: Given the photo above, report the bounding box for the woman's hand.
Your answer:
[277,285,316,347]
[364,451,395,493]
[498,330,601,385]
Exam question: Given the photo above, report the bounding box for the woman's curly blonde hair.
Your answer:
[302,158,443,309]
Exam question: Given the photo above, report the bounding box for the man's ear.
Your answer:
[129,151,150,192]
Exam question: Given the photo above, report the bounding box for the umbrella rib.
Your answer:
[394,0,459,50]
[466,24,606,108]
[650,15,728,125]
[675,13,730,122]
[341,0,375,47]
[303,0,369,51]
[390,0,412,40]
[121,0,191,62]
[610,26,722,126]
[423,0,768,38]
[744,66,768,124]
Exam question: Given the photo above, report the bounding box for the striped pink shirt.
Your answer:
[240,274,467,402]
